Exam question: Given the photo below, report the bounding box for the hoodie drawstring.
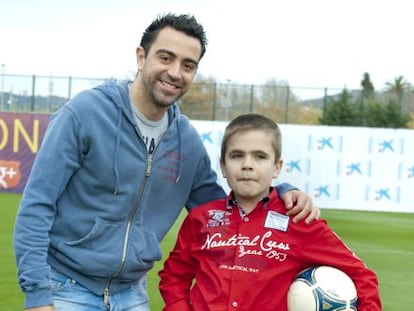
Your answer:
[175,120,182,183]
[113,107,122,194]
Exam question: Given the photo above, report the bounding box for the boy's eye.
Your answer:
[255,153,270,160]
[229,153,243,159]
[233,153,244,159]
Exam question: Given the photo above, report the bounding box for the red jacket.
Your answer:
[159,189,382,311]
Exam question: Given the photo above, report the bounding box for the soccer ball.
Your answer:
[287,265,358,311]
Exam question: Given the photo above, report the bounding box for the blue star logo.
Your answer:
[346,163,362,175]
[375,188,391,200]
[314,185,330,198]
[286,160,301,172]
[318,137,333,150]
[408,166,414,178]
[378,140,394,153]
[200,132,213,144]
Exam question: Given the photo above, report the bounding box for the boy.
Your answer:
[159,113,382,310]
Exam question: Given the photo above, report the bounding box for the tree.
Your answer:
[254,78,307,124]
[254,79,288,123]
[319,89,359,126]
[179,75,216,120]
[384,76,412,111]
[365,99,411,128]
[361,72,375,99]
[408,113,414,129]
[294,105,321,125]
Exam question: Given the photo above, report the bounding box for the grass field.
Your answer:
[1,192,413,310]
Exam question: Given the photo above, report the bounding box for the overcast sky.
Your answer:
[1,0,413,93]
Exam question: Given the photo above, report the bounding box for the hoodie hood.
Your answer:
[93,79,183,193]
[94,79,129,194]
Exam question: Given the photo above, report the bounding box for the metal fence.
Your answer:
[0,73,107,113]
[1,73,413,124]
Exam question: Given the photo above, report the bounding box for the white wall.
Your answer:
[191,120,414,213]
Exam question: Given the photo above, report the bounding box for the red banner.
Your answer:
[0,112,50,192]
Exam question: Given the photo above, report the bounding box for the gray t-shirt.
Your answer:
[129,89,168,154]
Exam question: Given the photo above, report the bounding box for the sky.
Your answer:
[1,0,413,94]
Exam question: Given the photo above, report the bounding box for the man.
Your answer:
[14,13,319,311]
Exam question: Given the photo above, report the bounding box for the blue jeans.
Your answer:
[51,270,149,311]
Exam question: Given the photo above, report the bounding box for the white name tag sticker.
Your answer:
[264,211,290,232]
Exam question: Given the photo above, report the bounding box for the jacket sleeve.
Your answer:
[13,108,82,308]
[275,183,298,196]
[186,150,227,210]
[159,214,198,311]
[299,221,382,310]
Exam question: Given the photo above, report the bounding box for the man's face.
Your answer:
[137,27,202,108]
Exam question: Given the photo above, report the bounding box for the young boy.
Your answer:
[159,113,382,311]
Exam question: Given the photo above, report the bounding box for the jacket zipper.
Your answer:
[102,157,148,306]
[102,122,165,306]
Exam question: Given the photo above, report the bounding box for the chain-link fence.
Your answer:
[1,73,413,125]
[0,74,107,113]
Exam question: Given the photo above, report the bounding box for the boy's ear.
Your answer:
[220,159,227,178]
[273,159,283,178]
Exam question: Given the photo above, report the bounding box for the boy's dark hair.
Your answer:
[140,13,207,60]
[221,113,282,163]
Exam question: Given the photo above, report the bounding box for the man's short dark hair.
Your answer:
[140,13,208,60]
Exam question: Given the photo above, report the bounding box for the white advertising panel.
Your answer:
[192,121,414,213]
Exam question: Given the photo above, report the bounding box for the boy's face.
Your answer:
[220,129,283,205]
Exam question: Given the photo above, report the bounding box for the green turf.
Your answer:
[1,192,413,310]
[321,209,414,310]
[0,193,24,311]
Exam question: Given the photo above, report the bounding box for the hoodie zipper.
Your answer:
[103,168,146,307]
[102,125,166,306]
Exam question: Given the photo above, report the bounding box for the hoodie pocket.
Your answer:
[121,224,163,275]
[57,218,127,276]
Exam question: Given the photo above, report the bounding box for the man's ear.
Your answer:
[136,46,146,68]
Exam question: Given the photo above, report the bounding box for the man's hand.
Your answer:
[281,190,320,224]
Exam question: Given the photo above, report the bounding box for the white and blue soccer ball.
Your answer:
[287,265,358,311]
